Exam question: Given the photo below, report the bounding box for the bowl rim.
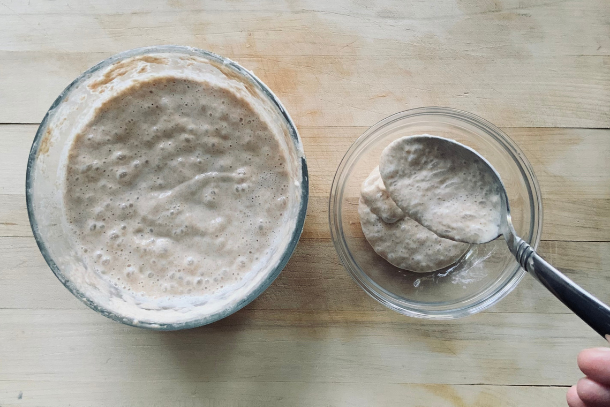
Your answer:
[329,107,543,319]
[25,45,309,330]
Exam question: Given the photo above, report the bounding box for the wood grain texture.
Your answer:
[0,382,570,407]
[1,236,609,315]
[0,306,603,386]
[1,0,608,57]
[1,0,609,405]
[0,0,609,127]
[2,52,609,128]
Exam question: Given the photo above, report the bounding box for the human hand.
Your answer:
[567,348,610,406]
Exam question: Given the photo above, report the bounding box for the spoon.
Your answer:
[380,135,610,339]
[499,185,610,340]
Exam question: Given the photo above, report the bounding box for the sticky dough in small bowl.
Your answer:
[329,107,542,319]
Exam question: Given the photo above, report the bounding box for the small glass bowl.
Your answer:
[329,107,542,319]
[26,46,308,330]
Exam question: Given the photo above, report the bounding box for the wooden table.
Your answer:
[1,1,609,405]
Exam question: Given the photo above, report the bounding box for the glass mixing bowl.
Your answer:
[26,46,308,330]
[329,107,542,319]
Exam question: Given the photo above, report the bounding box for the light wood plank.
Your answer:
[0,125,33,195]
[0,307,601,386]
[1,0,609,127]
[1,236,607,316]
[0,195,28,236]
[1,0,608,57]
[4,125,610,241]
[2,52,608,127]
[0,381,569,407]
[302,127,610,200]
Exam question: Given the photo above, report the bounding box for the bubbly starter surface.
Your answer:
[64,76,292,299]
[379,135,502,244]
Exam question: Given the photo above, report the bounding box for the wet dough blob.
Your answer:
[379,135,503,244]
[360,166,404,224]
[358,200,469,273]
[358,167,469,273]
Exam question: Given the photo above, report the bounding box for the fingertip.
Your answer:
[567,384,586,407]
[578,348,610,386]
[578,347,610,365]
[577,377,610,406]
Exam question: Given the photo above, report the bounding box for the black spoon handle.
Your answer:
[514,239,610,340]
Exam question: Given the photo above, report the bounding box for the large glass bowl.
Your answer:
[26,46,308,330]
[329,108,542,319]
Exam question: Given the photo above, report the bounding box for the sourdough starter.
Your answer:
[64,75,294,299]
[379,135,502,244]
[358,166,469,272]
